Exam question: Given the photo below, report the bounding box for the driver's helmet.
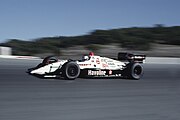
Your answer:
[83,56,89,61]
[89,52,94,56]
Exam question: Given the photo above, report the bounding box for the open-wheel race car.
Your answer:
[27,52,146,80]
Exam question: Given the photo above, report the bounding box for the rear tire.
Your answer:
[129,63,144,80]
[123,63,144,80]
[63,62,80,80]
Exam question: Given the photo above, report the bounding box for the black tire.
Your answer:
[129,63,144,80]
[63,62,80,80]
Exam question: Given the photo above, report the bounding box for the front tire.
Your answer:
[63,62,80,80]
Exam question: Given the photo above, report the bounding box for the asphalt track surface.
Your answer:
[0,58,180,120]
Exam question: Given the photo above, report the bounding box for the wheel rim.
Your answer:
[67,66,78,77]
[134,65,142,76]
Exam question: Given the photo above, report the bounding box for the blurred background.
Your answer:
[0,0,180,58]
[1,1,180,120]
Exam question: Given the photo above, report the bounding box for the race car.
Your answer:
[27,52,146,80]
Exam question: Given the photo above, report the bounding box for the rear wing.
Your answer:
[118,52,146,63]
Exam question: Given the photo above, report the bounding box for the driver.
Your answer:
[82,52,94,61]
[82,55,89,61]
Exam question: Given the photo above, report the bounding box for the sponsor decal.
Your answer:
[107,60,113,62]
[108,63,115,65]
[102,63,108,68]
[88,70,106,76]
[96,58,100,64]
[79,64,91,66]
[134,56,144,59]
[101,59,106,62]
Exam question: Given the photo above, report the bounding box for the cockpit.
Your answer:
[42,56,58,64]
[81,52,94,61]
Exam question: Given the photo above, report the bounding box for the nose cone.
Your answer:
[27,67,44,75]
[26,68,33,74]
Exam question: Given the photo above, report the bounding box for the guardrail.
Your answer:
[145,57,180,64]
[0,55,40,60]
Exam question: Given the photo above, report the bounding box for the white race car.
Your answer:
[27,52,146,80]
